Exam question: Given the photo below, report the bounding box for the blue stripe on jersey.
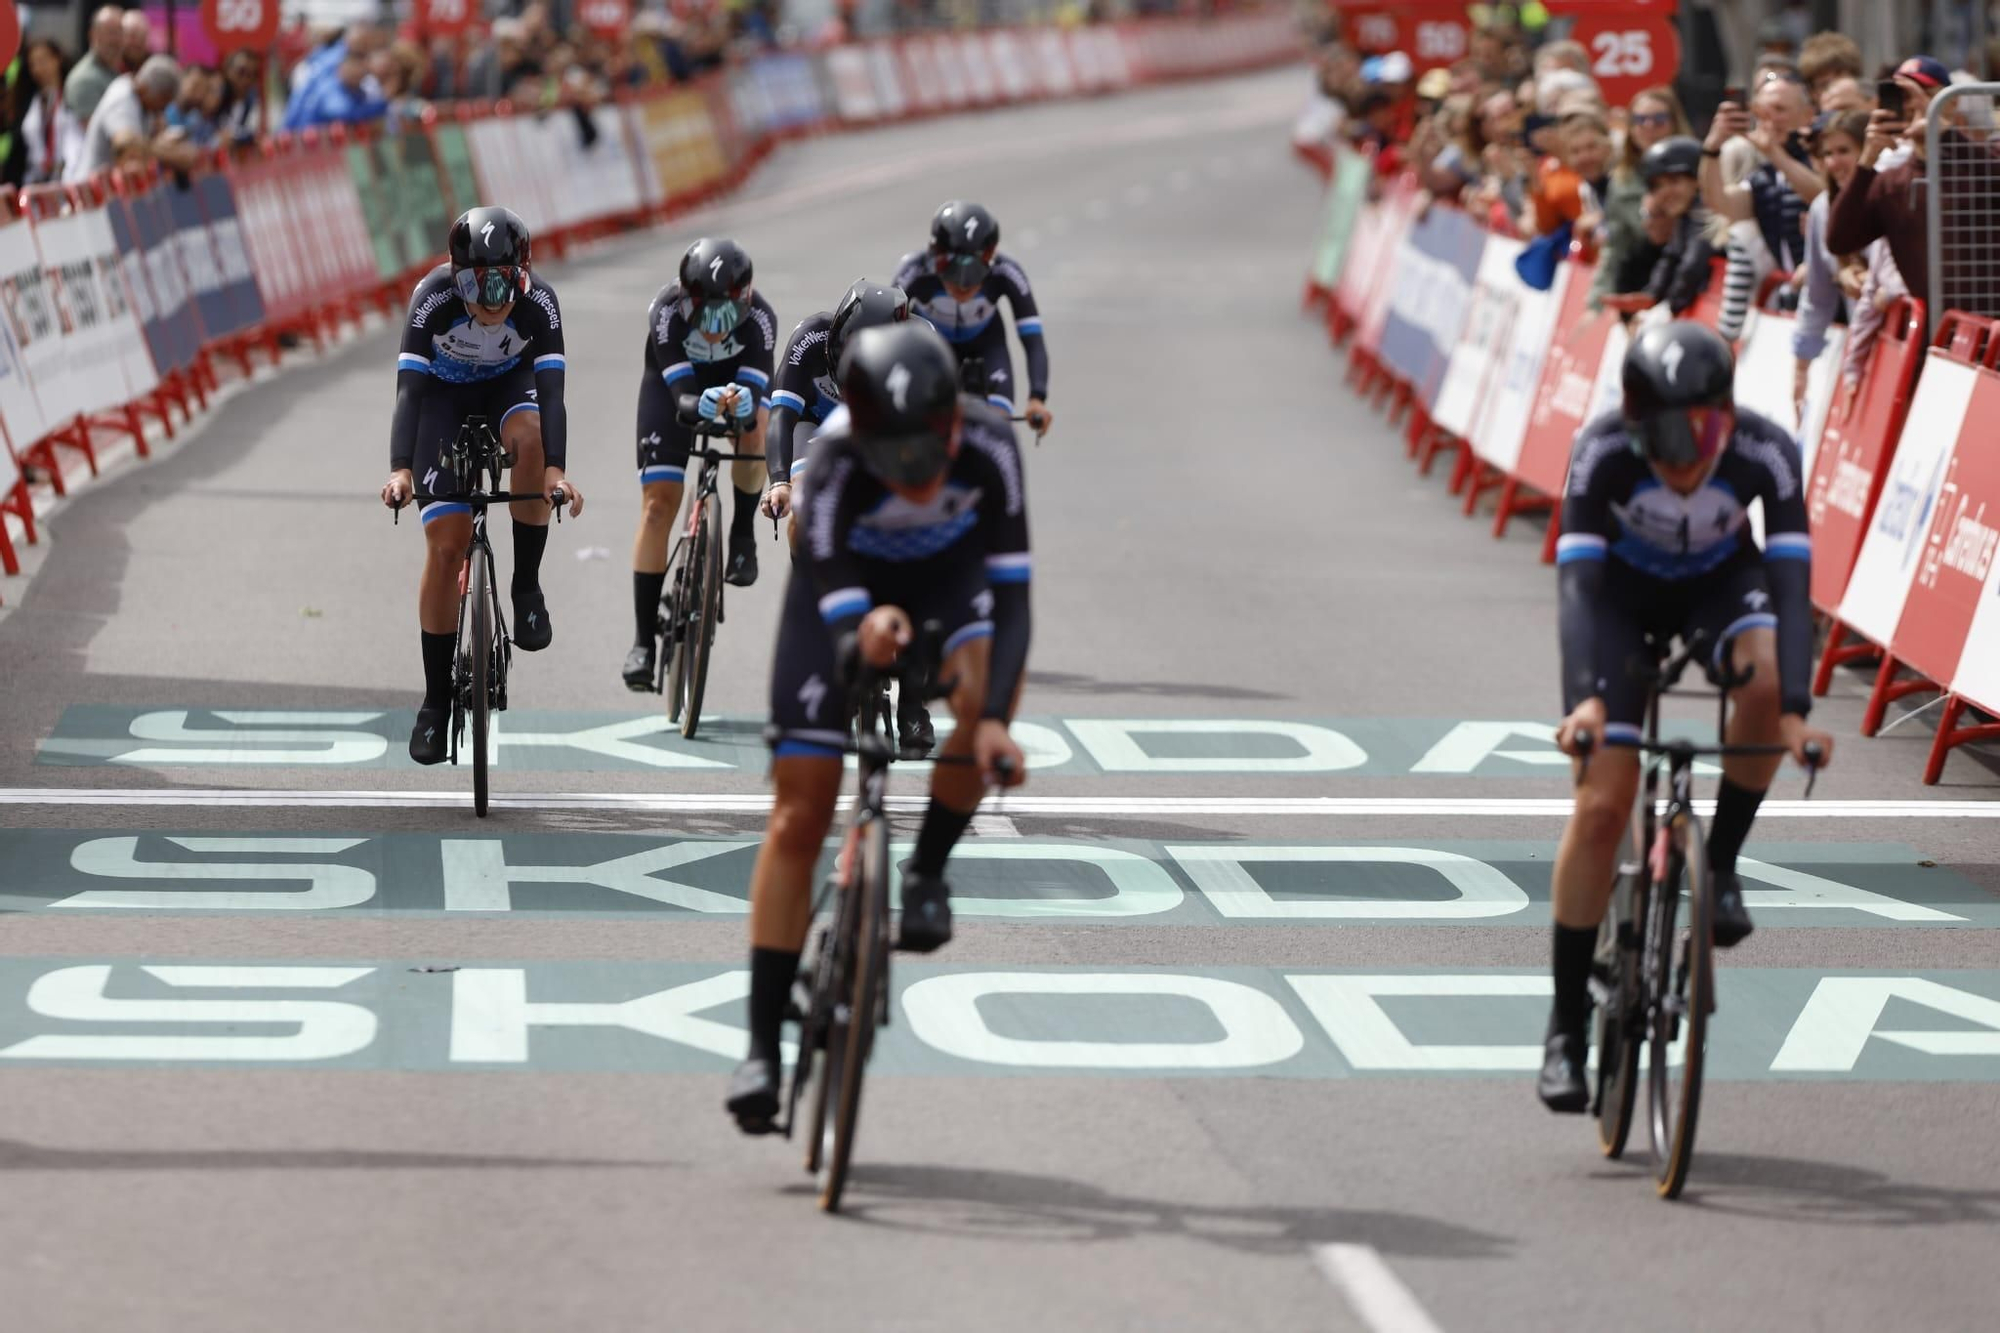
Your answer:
[1765,533,1812,561]
[639,465,686,484]
[663,362,694,383]
[398,353,431,373]
[848,508,980,562]
[986,394,1012,410]
[1016,318,1044,335]
[1612,534,1742,580]
[769,389,807,412]
[819,588,872,622]
[735,367,770,389]
[986,553,1032,583]
[1555,534,1608,564]
[534,354,565,371]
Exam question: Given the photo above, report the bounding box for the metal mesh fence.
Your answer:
[1927,84,2000,332]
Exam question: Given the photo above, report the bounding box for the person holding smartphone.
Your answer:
[1826,56,1976,309]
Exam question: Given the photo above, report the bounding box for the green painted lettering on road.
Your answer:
[0,832,1986,926]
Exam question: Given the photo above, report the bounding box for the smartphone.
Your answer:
[1722,84,1746,107]
[1877,79,1906,119]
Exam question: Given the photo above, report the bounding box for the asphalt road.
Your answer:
[0,67,1995,1332]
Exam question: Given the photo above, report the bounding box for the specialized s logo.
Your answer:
[1661,340,1685,385]
[799,674,828,722]
[710,255,725,282]
[481,221,496,245]
[887,362,911,411]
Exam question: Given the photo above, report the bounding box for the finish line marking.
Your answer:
[1313,1244,1445,1333]
[0,789,1996,818]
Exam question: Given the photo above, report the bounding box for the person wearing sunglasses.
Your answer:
[623,237,778,692]
[1537,322,1834,1111]
[380,205,583,767]
[891,201,1051,437]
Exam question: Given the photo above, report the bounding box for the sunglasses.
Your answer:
[454,265,523,308]
[934,251,991,288]
[696,296,748,337]
[1631,111,1673,129]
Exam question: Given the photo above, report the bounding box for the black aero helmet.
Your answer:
[825,279,910,376]
[838,322,960,486]
[680,237,754,337]
[1622,321,1736,466]
[448,206,532,307]
[1639,136,1704,186]
[930,200,999,287]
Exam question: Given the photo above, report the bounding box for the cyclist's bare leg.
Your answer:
[632,479,685,575]
[419,513,472,634]
[1550,748,1641,930]
[728,414,768,560]
[1721,627,1783,788]
[502,411,546,528]
[748,755,844,952]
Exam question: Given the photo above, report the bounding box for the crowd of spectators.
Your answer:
[1299,18,2000,416]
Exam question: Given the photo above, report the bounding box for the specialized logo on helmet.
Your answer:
[886,362,911,411]
[710,255,725,283]
[1662,340,1685,386]
[965,216,979,241]
[481,221,496,246]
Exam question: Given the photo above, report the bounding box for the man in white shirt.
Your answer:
[68,55,181,184]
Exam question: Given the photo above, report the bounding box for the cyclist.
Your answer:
[1539,321,1833,1112]
[379,206,584,766]
[763,279,911,521]
[892,201,1052,434]
[622,238,777,692]
[726,321,1032,1133]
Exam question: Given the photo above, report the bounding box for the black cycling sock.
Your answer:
[910,799,975,879]
[511,521,548,596]
[1707,778,1765,876]
[1551,923,1597,1035]
[420,631,456,710]
[633,570,665,644]
[747,947,800,1064]
[731,486,760,552]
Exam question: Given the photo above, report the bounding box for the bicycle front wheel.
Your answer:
[1648,816,1711,1199]
[820,815,889,1213]
[680,491,723,740]
[1594,873,1644,1159]
[467,548,494,818]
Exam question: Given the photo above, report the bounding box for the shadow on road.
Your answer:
[1653,1153,2000,1226]
[793,1161,1507,1259]
[0,1138,675,1174]
[1025,670,1292,703]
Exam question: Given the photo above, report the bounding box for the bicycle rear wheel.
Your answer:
[1649,816,1711,1199]
[662,545,690,724]
[800,846,857,1178]
[679,491,722,740]
[467,547,494,818]
[820,814,889,1213]
[1593,873,1644,1159]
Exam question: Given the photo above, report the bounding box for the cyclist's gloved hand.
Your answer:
[730,388,758,422]
[698,386,739,422]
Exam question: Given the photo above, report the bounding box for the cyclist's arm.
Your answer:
[891,251,926,292]
[531,289,568,469]
[389,368,426,471]
[801,454,874,644]
[766,324,822,485]
[995,259,1048,401]
[1555,425,1621,712]
[1759,439,1816,718]
[977,426,1033,721]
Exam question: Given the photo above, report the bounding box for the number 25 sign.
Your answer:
[201,0,280,54]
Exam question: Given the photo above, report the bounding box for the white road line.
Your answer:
[971,813,1021,837]
[1313,1245,1444,1333]
[0,789,1995,818]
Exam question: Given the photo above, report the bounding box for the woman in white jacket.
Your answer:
[20,40,85,186]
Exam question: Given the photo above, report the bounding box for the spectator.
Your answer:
[290,47,388,129]
[1527,109,1611,240]
[119,10,154,72]
[377,42,431,133]
[1843,238,1909,393]
[219,50,262,146]
[1532,39,1589,80]
[165,66,221,147]
[1425,90,1509,203]
[1800,32,1863,102]
[1794,110,1871,410]
[1819,76,1873,114]
[68,53,180,182]
[1702,73,1821,281]
[1591,86,1692,310]
[20,39,84,185]
[464,20,541,102]
[63,6,124,124]
[1827,56,1964,309]
[1605,137,1714,317]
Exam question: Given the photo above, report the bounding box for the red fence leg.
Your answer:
[0,509,17,576]
[1923,696,2000,784]
[1812,618,1881,697]
[1860,654,1943,737]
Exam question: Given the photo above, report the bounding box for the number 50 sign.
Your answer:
[201,0,280,53]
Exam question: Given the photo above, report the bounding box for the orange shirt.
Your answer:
[1531,160,1587,236]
